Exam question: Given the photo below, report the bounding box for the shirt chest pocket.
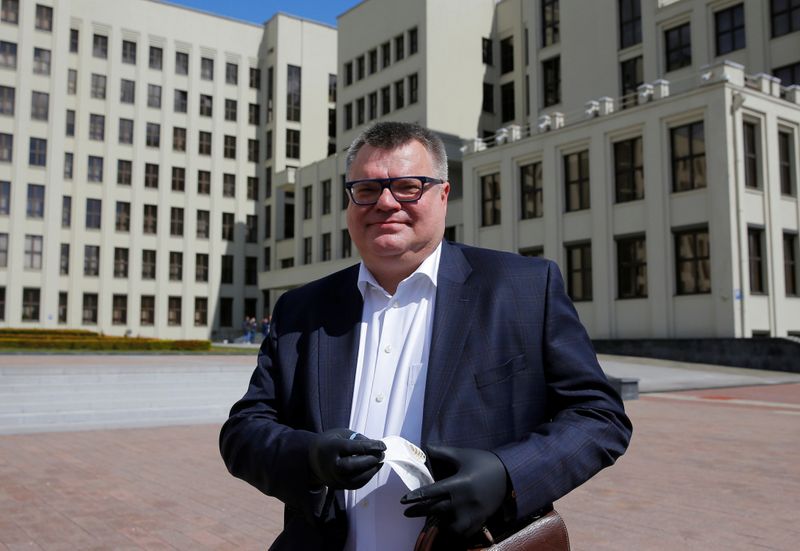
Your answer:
[473,354,528,388]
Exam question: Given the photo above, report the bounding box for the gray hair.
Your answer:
[345,122,448,181]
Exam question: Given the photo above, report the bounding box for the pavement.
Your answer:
[1,353,799,549]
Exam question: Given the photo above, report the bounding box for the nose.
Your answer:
[374,186,401,210]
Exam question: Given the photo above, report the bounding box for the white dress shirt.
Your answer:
[343,243,442,551]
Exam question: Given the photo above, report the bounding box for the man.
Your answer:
[220,122,632,550]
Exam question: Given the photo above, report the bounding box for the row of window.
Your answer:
[479,121,796,227]
[0,2,52,31]
[519,228,798,302]
[3,288,256,328]
[342,73,418,131]
[343,26,417,86]
[300,229,353,266]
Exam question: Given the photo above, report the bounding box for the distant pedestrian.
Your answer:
[242,316,252,344]
[261,316,270,338]
[249,317,258,343]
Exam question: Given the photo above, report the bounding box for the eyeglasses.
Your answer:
[345,176,444,205]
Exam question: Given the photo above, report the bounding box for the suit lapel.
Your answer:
[318,266,363,431]
[421,243,477,444]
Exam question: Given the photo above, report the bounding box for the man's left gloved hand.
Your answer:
[400,445,508,538]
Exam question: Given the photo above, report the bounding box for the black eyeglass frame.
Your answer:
[344,176,444,205]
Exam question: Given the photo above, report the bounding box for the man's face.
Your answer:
[346,140,449,275]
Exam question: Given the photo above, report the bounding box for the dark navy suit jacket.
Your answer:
[220,242,632,550]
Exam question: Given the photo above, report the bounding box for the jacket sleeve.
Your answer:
[493,260,633,518]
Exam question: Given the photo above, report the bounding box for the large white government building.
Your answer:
[1,0,799,340]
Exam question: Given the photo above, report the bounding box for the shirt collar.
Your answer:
[357,241,442,298]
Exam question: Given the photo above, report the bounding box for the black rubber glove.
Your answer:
[308,428,386,490]
[400,445,508,537]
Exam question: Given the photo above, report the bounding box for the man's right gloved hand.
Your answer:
[308,428,386,490]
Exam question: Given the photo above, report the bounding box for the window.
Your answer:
[22,288,40,321]
[0,234,7,267]
[520,162,543,219]
[115,201,130,232]
[779,131,795,196]
[199,131,211,155]
[409,74,419,105]
[173,127,186,152]
[222,212,234,241]
[286,129,300,159]
[0,133,11,162]
[31,91,48,121]
[304,237,313,265]
[264,205,272,239]
[395,34,405,61]
[250,66,261,88]
[83,245,99,276]
[344,103,353,130]
[500,37,514,75]
[70,29,79,53]
[174,89,187,112]
[715,4,745,55]
[409,27,418,55]
[264,246,271,271]
[82,293,98,324]
[89,113,105,140]
[771,0,800,37]
[196,210,210,238]
[247,177,258,201]
[303,186,313,220]
[58,292,67,323]
[0,181,9,214]
[201,57,214,80]
[91,74,106,99]
[395,80,405,110]
[221,255,234,284]
[501,82,515,122]
[169,252,182,281]
[225,99,237,121]
[200,94,212,116]
[287,65,301,121]
[113,248,128,278]
[365,92,377,121]
[147,84,161,108]
[249,103,260,126]
[93,34,108,59]
[26,184,44,218]
[226,62,238,84]
[0,85,13,115]
[117,160,132,185]
[224,135,236,159]
[245,256,258,284]
[248,139,259,162]
[145,122,161,147]
[197,170,210,194]
[170,207,184,236]
[320,179,332,215]
[482,83,494,113]
[112,295,127,325]
[338,228,350,259]
[64,152,73,179]
[743,122,760,189]
[0,41,16,68]
[67,69,77,94]
[785,233,798,296]
[614,137,644,202]
[149,46,162,70]
[25,233,43,266]
[542,57,560,107]
[62,195,71,227]
[167,297,182,326]
[120,79,135,104]
[65,110,75,136]
[675,227,711,294]
[144,162,159,188]
[142,251,156,279]
[564,150,590,211]
[223,173,235,197]
[318,233,331,262]
[87,156,103,183]
[85,198,101,229]
[122,40,136,64]
[58,243,68,274]
[196,253,209,283]
[141,295,155,325]
[620,56,643,109]
[175,51,189,75]
[519,247,544,258]
[143,204,157,234]
[480,173,501,227]
[356,56,365,80]
[566,242,592,301]
[617,235,647,298]
[29,137,47,167]
[356,97,365,125]
[671,121,706,191]
[246,215,257,243]
[619,0,642,49]
[1,0,18,24]
[172,167,185,192]
[748,227,766,293]
[542,0,559,47]
[194,297,208,326]
[665,23,691,72]
[33,48,51,75]
[328,74,337,104]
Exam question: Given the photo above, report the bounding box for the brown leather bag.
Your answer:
[413,509,570,551]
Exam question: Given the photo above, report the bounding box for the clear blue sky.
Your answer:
[164,0,362,27]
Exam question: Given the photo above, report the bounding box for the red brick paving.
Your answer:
[1,384,798,550]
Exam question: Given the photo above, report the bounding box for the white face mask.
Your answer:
[380,435,434,490]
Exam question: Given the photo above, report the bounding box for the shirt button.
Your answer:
[375,393,384,403]
[384,345,392,353]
